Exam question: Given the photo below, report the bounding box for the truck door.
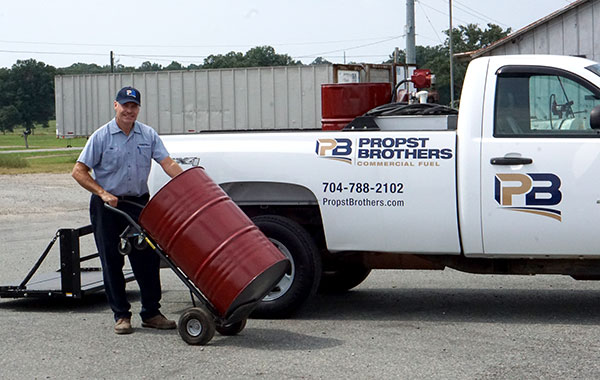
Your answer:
[481,65,600,256]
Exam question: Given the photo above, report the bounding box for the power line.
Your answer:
[0,37,405,66]
[0,36,403,49]
[417,1,444,44]
[415,34,445,44]
[299,35,403,59]
[118,53,208,59]
[417,2,472,26]
[419,0,508,28]
[0,34,402,67]
[0,48,391,67]
[452,0,509,28]
[0,49,106,57]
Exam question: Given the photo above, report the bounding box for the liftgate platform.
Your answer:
[0,225,134,299]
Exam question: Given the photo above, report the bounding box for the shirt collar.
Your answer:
[108,118,141,135]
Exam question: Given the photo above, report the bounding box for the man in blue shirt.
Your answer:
[72,86,183,335]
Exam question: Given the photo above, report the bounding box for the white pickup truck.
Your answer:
[148,54,600,318]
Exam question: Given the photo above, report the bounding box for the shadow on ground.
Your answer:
[288,287,600,325]
[0,291,140,313]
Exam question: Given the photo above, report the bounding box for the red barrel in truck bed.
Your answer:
[139,167,288,320]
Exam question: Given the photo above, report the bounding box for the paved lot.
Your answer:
[1,173,600,379]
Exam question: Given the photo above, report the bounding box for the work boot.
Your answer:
[114,317,133,335]
[142,313,176,330]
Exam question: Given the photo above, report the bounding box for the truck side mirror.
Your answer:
[591,105,600,129]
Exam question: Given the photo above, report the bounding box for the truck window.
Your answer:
[494,71,600,137]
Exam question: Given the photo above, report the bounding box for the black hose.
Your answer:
[365,102,458,117]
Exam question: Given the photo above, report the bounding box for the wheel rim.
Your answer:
[263,238,295,301]
[186,318,203,337]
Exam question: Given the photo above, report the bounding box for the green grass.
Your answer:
[0,152,80,174]
[0,155,29,168]
[0,122,85,174]
[0,122,88,151]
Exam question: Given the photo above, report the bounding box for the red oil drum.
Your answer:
[321,82,392,130]
[138,167,289,320]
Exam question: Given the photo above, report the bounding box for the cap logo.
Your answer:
[126,89,137,98]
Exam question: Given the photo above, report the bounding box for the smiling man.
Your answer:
[72,86,183,335]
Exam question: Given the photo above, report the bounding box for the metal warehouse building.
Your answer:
[464,0,600,60]
[55,64,395,137]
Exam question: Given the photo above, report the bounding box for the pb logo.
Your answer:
[494,173,562,221]
[315,138,352,164]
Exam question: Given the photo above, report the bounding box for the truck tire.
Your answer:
[251,215,321,319]
[318,264,371,293]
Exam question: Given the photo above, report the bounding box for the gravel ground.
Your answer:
[0,173,92,281]
[0,173,89,216]
[2,173,600,379]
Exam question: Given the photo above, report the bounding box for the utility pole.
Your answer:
[406,0,416,65]
[110,51,115,73]
[449,0,455,106]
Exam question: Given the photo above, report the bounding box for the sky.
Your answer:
[0,0,576,69]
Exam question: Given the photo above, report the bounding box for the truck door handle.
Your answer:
[490,157,533,165]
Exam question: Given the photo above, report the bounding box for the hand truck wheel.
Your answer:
[132,234,148,251]
[178,307,215,345]
[118,238,132,256]
[216,319,247,336]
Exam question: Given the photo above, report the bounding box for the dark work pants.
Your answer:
[89,194,162,321]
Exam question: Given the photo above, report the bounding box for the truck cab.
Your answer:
[459,55,600,257]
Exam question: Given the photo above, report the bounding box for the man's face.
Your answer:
[114,101,140,127]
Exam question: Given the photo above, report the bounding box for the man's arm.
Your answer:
[159,157,184,178]
[71,162,118,207]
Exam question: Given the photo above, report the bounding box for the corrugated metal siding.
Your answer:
[484,0,600,61]
[55,65,338,137]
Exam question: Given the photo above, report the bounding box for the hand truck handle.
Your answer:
[103,203,143,234]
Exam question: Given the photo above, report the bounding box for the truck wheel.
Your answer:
[319,264,371,293]
[251,215,321,319]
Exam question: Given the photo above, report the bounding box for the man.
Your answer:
[72,86,183,334]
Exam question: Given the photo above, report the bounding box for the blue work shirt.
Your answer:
[77,119,170,196]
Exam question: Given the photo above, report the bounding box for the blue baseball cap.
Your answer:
[116,86,141,105]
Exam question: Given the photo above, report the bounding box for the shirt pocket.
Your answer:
[102,147,120,171]
[137,145,152,170]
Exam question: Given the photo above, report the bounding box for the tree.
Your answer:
[113,64,136,73]
[138,61,163,71]
[450,23,510,52]
[387,23,511,105]
[244,46,300,67]
[8,59,56,131]
[57,62,110,75]
[441,23,511,105]
[203,46,301,69]
[0,105,21,134]
[0,68,12,109]
[164,61,183,71]
[204,51,247,69]
[311,57,332,65]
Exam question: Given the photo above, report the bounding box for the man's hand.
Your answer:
[99,190,118,207]
[160,157,184,178]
